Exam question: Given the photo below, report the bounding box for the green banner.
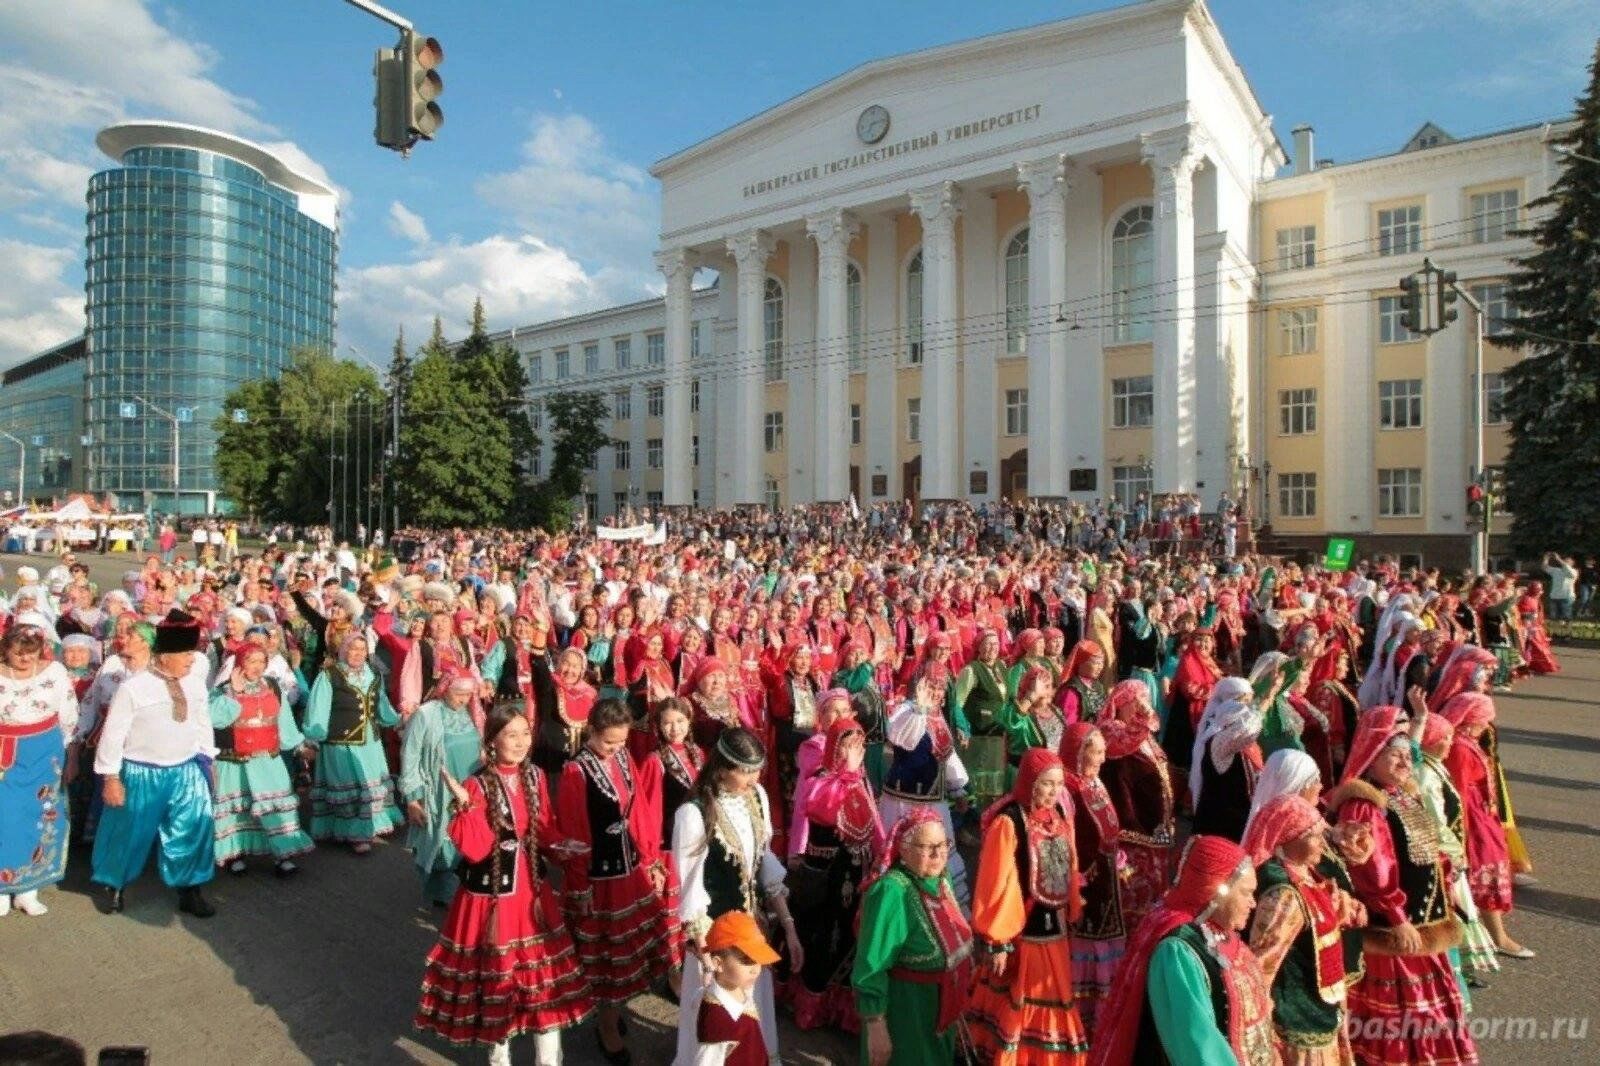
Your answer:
[1323,537,1355,571]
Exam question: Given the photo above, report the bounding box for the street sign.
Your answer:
[119,402,138,418]
[30,435,44,447]
[1323,537,1355,571]
[177,407,194,423]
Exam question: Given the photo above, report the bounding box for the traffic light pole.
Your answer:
[1462,290,1488,576]
[342,0,412,31]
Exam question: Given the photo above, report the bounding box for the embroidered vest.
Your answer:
[1382,786,1450,929]
[326,668,380,745]
[1001,804,1075,939]
[1255,860,1346,1048]
[216,681,281,760]
[577,750,639,880]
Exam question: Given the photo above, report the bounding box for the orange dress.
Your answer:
[968,806,1090,1065]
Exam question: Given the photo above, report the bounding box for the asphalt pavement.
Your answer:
[0,550,1595,1064]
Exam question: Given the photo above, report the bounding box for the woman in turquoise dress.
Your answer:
[303,633,404,853]
[400,670,485,904]
[1251,651,1305,757]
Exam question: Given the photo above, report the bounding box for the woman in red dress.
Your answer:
[1441,691,1533,961]
[1516,583,1560,675]
[414,702,595,1066]
[626,630,676,763]
[1162,626,1222,778]
[556,699,684,1063]
[1096,679,1175,932]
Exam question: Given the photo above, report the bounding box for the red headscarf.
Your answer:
[1429,649,1496,713]
[1439,691,1495,731]
[981,748,1066,833]
[1240,793,1323,866]
[1340,705,1407,784]
[1090,835,1252,1066]
[1011,628,1045,664]
[1059,722,1100,783]
[1061,639,1105,682]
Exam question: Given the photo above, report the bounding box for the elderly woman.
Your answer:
[399,670,484,904]
[1416,713,1499,993]
[968,748,1089,1064]
[852,808,975,1066]
[0,625,80,917]
[1242,794,1365,1065]
[1059,723,1125,1036]
[996,664,1066,765]
[1189,676,1264,842]
[208,643,314,878]
[1163,626,1222,774]
[1326,706,1477,1066]
[303,632,404,853]
[1097,679,1175,932]
[953,629,1011,806]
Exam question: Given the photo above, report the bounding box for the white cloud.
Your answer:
[0,239,85,365]
[387,202,431,245]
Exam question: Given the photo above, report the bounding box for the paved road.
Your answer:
[1,550,1595,1064]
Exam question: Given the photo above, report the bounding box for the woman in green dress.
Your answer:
[399,670,485,904]
[953,630,1011,806]
[303,633,404,853]
[853,807,976,1066]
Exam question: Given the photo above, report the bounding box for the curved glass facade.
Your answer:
[85,143,337,513]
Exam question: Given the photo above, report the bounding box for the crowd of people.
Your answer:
[0,495,1569,1066]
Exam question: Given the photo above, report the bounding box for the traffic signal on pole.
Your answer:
[1398,273,1423,334]
[1487,467,1506,496]
[373,48,406,149]
[401,30,444,141]
[1437,268,1459,329]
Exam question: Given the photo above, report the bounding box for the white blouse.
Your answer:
[673,785,787,938]
[0,661,79,738]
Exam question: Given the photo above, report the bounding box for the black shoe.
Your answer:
[594,1027,631,1066]
[103,887,125,914]
[177,887,216,918]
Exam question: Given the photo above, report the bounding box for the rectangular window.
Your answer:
[646,438,662,469]
[1004,388,1029,436]
[529,355,543,383]
[764,411,784,453]
[529,405,543,432]
[690,321,702,360]
[1376,205,1422,257]
[554,348,570,379]
[1378,296,1419,344]
[1378,467,1423,517]
[1278,388,1318,435]
[906,397,921,443]
[530,452,543,478]
[764,478,780,510]
[692,434,700,467]
[1483,372,1507,425]
[1111,465,1152,509]
[613,491,627,515]
[613,388,631,420]
[1379,378,1424,429]
[1111,376,1154,429]
[1277,472,1317,517]
[1279,307,1318,355]
[646,384,664,418]
[1275,225,1317,270]
[646,332,665,366]
[1470,188,1520,244]
[1469,282,1514,337]
[690,378,700,414]
[647,490,662,508]
[850,403,862,446]
[584,493,598,522]
[613,441,631,470]
[584,343,599,373]
[614,337,631,370]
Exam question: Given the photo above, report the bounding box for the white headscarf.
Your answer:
[1358,592,1416,708]
[1242,749,1322,840]
[1379,612,1423,708]
[1248,651,1291,691]
[1190,676,1261,807]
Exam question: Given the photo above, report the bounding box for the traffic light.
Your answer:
[1437,268,1459,329]
[1486,467,1506,496]
[373,30,443,152]
[1398,273,1423,334]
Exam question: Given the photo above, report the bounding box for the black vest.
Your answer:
[1133,922,1232,1066]
[1191,739,1253,842]
[326,668,379,744]
[1002,805,1069,939]
[1383,794,1450,927]
[576,751,639,880]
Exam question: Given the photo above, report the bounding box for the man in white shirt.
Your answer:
[91,609,218,918]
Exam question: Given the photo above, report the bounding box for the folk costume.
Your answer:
[954,641,1011,805]
[91,612,217,898]
[413,763,596,1057]
[207,672,314,869]
[879,691,972,907]
[1088,835,1277,1066]
[0,657,79,905]
[1164,627,1223,773]
[969,748,1091,1065]
[1059,722,1126,1035]
[1096,680,1175,931]
[1415,715,1499,984]
[303,650,404,844]
[398,676,484,903]
[851,808,977,1066]
[649,734,705,850]
[1190,677,1264,842]
[1439,694,1513,916]
[556,745,683,1005]
[1327,707,1476,1066]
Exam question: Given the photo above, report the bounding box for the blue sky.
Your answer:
[1,0,1594,370]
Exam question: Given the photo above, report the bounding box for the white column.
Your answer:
[961,186,997,499]
[806,209,858,502]
[726,229,774,506]
[1063,166,1102,497]
[655,248,696,508]
[908,180,962,501]
[1018,154,1071,499]
[1141,128,1205,493]
[864,213,897,499]
[1193,234,1229,495]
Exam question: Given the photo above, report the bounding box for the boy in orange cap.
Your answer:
[695,911,779,1065]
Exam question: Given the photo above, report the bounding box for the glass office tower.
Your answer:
[85,122,338,514]
[0,336,88,502]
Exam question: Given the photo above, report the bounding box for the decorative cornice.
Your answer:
[1016,153,1074,210]
[908,180,962,235]
[804,208,860,254]
[725,229,776,269]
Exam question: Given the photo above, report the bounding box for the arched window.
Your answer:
[905,251,923,365]
[1004,227,1029,354]
[1111,206,1154,343]
[846,262,864,373]
[763,277,785,382]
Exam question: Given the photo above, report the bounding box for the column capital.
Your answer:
[1016,153,1076,204]
[804,208,860,254]
[1140,126,1207,181]
[653,247,699,285]
[908,180,962,236]
[725,229,775,271]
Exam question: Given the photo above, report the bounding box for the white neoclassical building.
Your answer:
[501,0,1562,565]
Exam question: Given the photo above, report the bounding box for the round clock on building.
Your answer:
[856,105,890,145]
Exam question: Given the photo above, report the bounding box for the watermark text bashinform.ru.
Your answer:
[1348,1015,1590,1041]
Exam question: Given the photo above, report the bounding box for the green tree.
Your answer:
[396,347,514,526]
[212,378,284,519]
[1499,41,1600,557]
[531,389,615,529]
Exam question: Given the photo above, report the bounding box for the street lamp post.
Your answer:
[0,431,24,505]
[121,396,190,515]
[348,344,401,536]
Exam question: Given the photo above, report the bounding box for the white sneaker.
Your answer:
[13,891,46,917]
[487,1041,512,1066]
[0,894,11,917]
